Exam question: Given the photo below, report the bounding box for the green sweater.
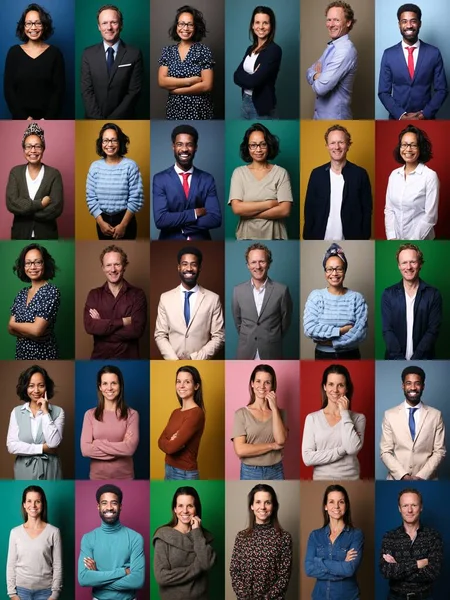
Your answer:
[78,520,145,599]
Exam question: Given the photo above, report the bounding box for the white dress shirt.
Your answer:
[251,278,267,359]
[7,402,65,455]
[26,164,45,238]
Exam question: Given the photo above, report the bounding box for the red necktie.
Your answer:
[181,172,190,198]
[406,47,416,79]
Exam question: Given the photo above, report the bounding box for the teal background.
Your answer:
[150,481,225,600]
[75,0,150,119]
[225,120,300,239]
[0,241,75,359]
[375,241,450,359]
[0,481,75,599]
[225,0,300,119]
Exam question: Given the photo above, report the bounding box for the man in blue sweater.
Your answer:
[78,484,145,600]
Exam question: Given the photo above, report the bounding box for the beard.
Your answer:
[99,509,120,525]
[404,389,423,406]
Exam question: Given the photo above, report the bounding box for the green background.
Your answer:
[150,481,225,600]
[225,120,300,239]
[0,481,75,599]
[75,0,150,119]
[0,241,75,359]
[375,241,450,359]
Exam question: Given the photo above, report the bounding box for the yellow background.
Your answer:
[75,120,150,238]
[300,120,376,237]
[150,361,225,479]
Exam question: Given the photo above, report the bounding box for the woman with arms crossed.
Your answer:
[7,365,64,480]
[302,364,365,480]
[233,6,282,119]
[232,364,287,480]
[158,365,205,480]
[7,485,62,600]
[80,365,139,480]
[230,484,292,598]
[153,486,216,599]
[305,484,363,600]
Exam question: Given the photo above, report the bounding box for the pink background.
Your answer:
[75,480,150,599]
[225,361,301,480]
[0,120,75,239]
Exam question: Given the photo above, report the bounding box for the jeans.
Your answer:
[16,588,52,600]
[165,464,199,480]
[315,347,361,360]
[240,461,284,480]
[241,94,276,120]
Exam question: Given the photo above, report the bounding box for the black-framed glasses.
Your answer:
[102,138,119,145]
[177,21,194,29]
[325,266,344,274]
[25,21,43,28]
[248,142,268,150]
[24,144,43,151]
[400,143,418,150]
[25,260,44,268]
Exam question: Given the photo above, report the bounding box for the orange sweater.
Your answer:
[158,406,205,471]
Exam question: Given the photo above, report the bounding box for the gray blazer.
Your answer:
[232,277,292,359]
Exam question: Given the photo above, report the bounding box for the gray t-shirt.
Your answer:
[232,406,286,466]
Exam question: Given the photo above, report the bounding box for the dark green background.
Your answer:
[75,0,150,119]
[150,481,225,599]
[0,241,75,359]
[0,481,75,599]
[375,241,450,359]
[225,120,300,239]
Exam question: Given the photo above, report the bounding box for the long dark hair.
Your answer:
[249,6,276,53]
[157,486,203,531]
[322,484,353,528]
[21,485,48,523]
[16,365,55,401]
[175,366,204,410]
[321,364,353,408]
[245,484,282,535]
[95,365,129,421]
[248,364,277,405]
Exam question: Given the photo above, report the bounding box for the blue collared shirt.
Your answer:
[306,34,358,119]
[305,525,364,600]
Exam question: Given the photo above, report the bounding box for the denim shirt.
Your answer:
[305,526,364,600]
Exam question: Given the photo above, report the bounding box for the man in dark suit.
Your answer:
[152,124,222,240]
[378,3,448,120]
[81,5,143,119]
[232,243,292,359]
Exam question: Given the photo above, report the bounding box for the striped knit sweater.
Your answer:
[86,157,144,218]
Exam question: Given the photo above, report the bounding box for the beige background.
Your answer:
[75,240,151,359]
[300,241,375,358]
[300,0,375,119]
[225,481,300,600]
[299,480,375,599]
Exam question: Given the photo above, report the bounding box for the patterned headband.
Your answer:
[22,123,45,144]
[322,243,348,269]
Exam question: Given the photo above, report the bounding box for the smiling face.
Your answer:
[248,130,269,164]
[251,371,273,402]
[98,492,121,524]
[398,11,421,45]
[174,494,196,526]
[324,256,346,290]
[99,373,120,404]
[399,132,419,168]
[323,373,347,406]
[251,491,273,524]
[402,373,424,406]
[24,10,44,43]
[101,251,125,286]
[176,371,198,402]
[176,11,195,42]
[27,372,46,403]
[23,491,43,519]
[326,6,351,40]
[173,133,197,170]
[397,248,422,284]
[325,491,346,520]
[98,8,121,45]
[24,248,45,282]
[101,128,120,160]
[398,492,422,527]
[178,253,200,289]
[252,12,271,43]
[247,248,270,284]
[326,129,349,164]
[23,134,44,166]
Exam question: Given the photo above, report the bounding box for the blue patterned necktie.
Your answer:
[184,291,193,326]
[409,407,417,440]
[106,47,114,75]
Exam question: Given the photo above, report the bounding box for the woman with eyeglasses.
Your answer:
[4,3,65,119]
[86,122,144,240]
[6,123,63,240]
[9,243,60,360]
[303,244,368,360]
[233,6,281,119]
[385,125,439,240]
[301,364,365,480]
[228,123,292,240]
[158,5,214,120]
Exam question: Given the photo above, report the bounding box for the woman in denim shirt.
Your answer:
[305,484,363,600]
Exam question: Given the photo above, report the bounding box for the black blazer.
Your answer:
[233,42,282,115]
[303,160,372,240]
[6,164,64,240]
[81,40,143,119]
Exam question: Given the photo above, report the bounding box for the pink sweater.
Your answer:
[80,408,139,479]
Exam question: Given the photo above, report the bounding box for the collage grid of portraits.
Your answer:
[1,0,450,599]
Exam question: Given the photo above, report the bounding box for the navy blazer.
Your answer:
[378,40,448,119]
[303,160,372,240]
[152,166,221,240]
[233,42,282,115]
[381,279,442,359]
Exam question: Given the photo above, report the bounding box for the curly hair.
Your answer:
[397,4,421,21]
[13,243,57,282]
[16,365,55,401]
[168,5,207,42]
[16,4,54,42]
[171,124,199,146]
[239,123,279,163]
[96,123,129,158]
[324,124,352,146]
[245,243,273,266]
[99,245,129,268]
[393,125,432,165]
[325,2,357,32]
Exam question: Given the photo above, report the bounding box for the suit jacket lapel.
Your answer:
[396,404,412,443]
[259,278,274,319]
[109,42,126,83]
[414,403,428,442]
[396,42,410,80]
[189,168,199,208]
[96,43,109,85]
[245,281,259,320]
[187,286,205,330]
[413,41,425,80]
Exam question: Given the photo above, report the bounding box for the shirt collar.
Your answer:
[180,283,199,293]
[330,34,349,47]
[174,165,194,176]
[103,40,120,55]
[102,279,129,294]
[395,163,424,176]
[402,39,421,50]
[21,401,54,413]
[251,278,268,291]
[404,400,423,410]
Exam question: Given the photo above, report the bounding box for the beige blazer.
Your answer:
[154,285,224,360]
[380,402,446,480]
